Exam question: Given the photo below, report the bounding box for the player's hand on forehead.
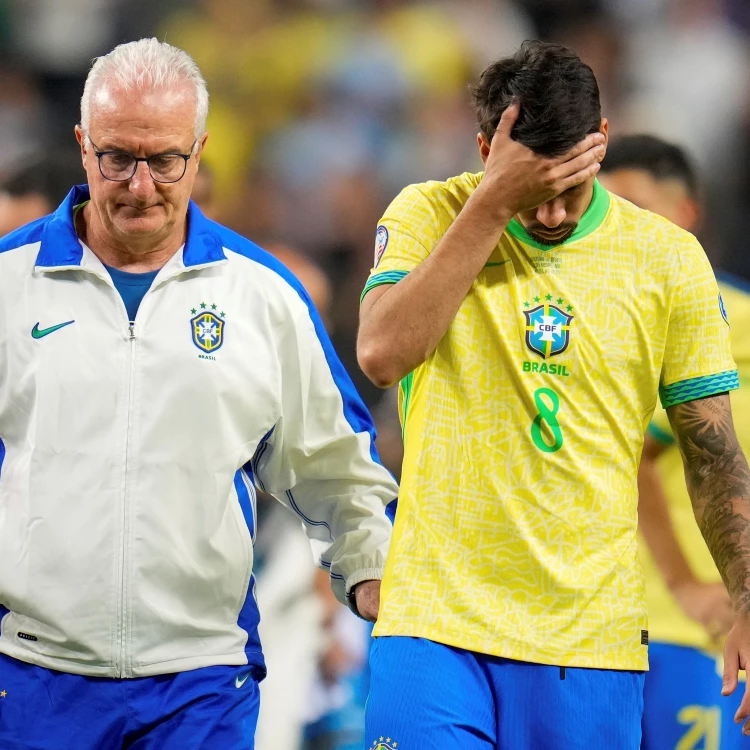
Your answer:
[478,101,605,217]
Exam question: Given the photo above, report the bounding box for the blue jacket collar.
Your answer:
[36,184,227,269]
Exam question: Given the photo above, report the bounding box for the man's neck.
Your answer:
[76,202,185,273]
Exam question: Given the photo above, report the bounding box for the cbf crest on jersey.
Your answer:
[523,295,574,358]
[190,303,225,354]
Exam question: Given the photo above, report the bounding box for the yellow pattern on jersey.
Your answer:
[643,277,750,652]
[362,173,737,670]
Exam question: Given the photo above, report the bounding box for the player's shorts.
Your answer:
[365,635,645,750]
[0,652,260,749]
[642,641,746,750]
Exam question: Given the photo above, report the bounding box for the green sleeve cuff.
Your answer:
[659,369,740,409]
[360,270,409,304]
[647,422,675,445]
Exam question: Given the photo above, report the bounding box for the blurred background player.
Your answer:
[0,151,84,236]
[600,135,750,750]
[358,41,750,748]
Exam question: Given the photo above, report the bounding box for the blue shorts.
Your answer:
[365,636,645,750]
[642,641,747,750]
[0,653,260,749]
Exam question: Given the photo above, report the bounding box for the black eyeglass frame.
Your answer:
[87,136,198,184]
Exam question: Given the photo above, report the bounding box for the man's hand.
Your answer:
[723,614,750,734]
[473,101,605,221]
[673,579,734,641]
[353,579,380,622]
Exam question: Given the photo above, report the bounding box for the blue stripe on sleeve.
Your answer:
[360,270,409,303]
[233,468,256,543]
[660,370,740,409]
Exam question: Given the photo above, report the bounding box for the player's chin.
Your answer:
[528,229,575,246]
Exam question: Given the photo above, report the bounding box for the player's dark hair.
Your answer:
[0,151,85,206]
[600,135,699,199]
[470,40,602,157]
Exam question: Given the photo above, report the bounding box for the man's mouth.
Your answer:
[120,204,160,211]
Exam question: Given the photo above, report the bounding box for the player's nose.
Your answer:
[535,200,567,228]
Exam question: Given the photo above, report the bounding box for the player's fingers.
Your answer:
[723,642,740,696]
[552,144,606,182]
[557,131,606,163]
[737,679,750,731]
[493,101,520,141]
[554,161,602,194]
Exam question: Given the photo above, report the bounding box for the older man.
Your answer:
[0,39,397,750]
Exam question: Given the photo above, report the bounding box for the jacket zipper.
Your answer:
[115,321,137,677]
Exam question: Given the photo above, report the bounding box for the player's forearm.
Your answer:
[669,395,750,612]
[358,190,512,388]
[638,455,696,591]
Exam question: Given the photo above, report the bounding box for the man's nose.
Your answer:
[128,160,156,198]
[535,199,567,229]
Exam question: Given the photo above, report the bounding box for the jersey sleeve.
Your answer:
[361,184,441,302]
[253,296,398,612]
[659,236,739,408]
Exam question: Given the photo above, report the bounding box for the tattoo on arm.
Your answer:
[668,394,750,612]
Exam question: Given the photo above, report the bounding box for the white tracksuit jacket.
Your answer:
[0,185,398,679]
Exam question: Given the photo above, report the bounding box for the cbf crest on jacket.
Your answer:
[0,186,398,679]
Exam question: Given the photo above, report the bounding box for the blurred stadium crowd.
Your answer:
[1,0,749,748]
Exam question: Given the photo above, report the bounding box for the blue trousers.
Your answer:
[0,652,260,749]
[365,636,645,750]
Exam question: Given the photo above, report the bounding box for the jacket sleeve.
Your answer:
[252,295,398,612]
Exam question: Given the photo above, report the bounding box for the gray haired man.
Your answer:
[0,38,396,749]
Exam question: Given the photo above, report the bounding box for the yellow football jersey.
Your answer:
[362,173,738,671]
[641,276,750,652]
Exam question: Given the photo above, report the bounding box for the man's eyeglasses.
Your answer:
[87,137,197,184]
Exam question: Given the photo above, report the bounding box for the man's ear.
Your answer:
[599,118,610,146]
[477,132,491,165]
[74,125,88,168]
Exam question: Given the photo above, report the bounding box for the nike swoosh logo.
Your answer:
[235,672,251,689]
[31,320,75,339]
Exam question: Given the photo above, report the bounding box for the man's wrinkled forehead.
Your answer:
[87,81,197,132]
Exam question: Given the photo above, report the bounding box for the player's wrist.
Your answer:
[467,183,516,229]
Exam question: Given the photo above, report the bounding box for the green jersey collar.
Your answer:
[505,179,610,252]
